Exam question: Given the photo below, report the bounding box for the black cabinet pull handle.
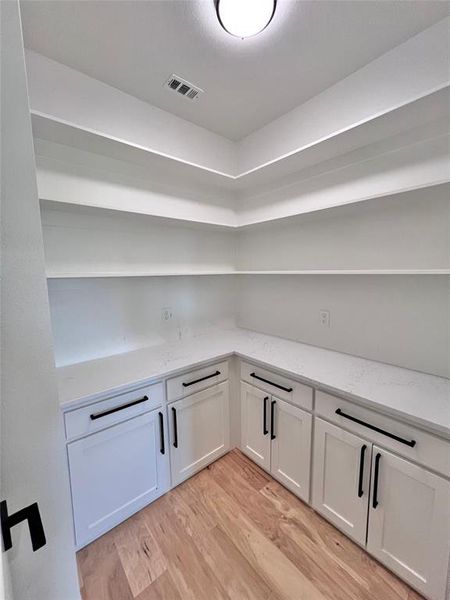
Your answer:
[0,500,46,552]
[182,370,220,387]
[358,445,367,498]
[172,407,178,448]
[335,409,416,448]
[372,453,382,509]
[90,395,148,420]
[158,411,165,455]
[263,397,269,435]
[250,372,293,393]
[270,400,276,440]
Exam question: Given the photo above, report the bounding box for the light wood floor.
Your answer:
[77,449,424,600]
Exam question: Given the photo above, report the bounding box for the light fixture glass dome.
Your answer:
[216,0,277,39]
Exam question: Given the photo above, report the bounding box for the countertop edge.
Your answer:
[58,346,450,440]
[58,351,235,411]
[234,351,450,440]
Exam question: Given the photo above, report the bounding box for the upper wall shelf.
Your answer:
[237,270,450,275]
[32,87,450,194]
[31,113,235,191]
[46,269,450,279]
[46,271,237,279]
[236,88,450,189]
[39,199,237,231]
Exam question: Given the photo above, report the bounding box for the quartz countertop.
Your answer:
[56,327,450,438]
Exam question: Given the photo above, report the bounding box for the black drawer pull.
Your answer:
[358,445,367,498]
[335,409,416,447]
[182,370,220,387]
[1,500,46,552]
[270,400,276,440]
[250,372,293,393]
[263,396,269,435]
[172,407,178,448]
[158,411,165,455]
[372,453,382,509]
[90,396,148,420]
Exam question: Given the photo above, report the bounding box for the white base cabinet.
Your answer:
[63,357,449,600]
[68,408,169,548]
[241,382,271,470]
[312,418,371,545]
[367,447,450,600]
[313,417,450,600]
[270,397,312,501]
[169,381,230,486]
[241,382,312,503]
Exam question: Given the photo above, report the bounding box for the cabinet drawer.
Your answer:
[316,391,449,477]
[166,361,228,402]
[240,361,313,411]
[64,382,163,441]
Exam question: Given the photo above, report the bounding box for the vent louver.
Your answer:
[165,74,204,101]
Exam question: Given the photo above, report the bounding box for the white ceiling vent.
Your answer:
[165,74,204,101]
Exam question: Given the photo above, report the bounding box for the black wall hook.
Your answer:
[0,500,46,552]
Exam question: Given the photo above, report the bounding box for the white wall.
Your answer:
[0,2,80,598]
[48,269,449,376]
[237,186,449,377]
[41,204,237,276]
[48,276,237,367]
[42,186,449,376]
[237,185,450,271]
[41,202,238,367]
[237,274,449,378]
[0,551,11,600]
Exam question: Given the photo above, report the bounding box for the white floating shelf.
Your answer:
[236,270,450,275]
[32,87,449,192]
[39,199,237,231]
[31,113,235,191]
[235,88,450,189]
[46,271,238,279]
[46,269,450,279]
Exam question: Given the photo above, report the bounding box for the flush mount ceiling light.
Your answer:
[216,0,277,39]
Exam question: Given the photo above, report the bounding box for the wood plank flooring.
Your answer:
[77,449,424,600]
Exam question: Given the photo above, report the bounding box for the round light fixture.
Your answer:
[216,0,277,39]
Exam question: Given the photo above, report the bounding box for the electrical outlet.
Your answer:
[319,309,330,327]
[161,307,173,322]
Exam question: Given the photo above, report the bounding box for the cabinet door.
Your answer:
[240,382,271,471]
[367,447,450,600]
[170,381,230,486]
[270,398,312,502]
[68,409,169,548]
[312,418,371,545]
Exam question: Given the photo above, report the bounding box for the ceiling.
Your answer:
[20,1,448,141]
